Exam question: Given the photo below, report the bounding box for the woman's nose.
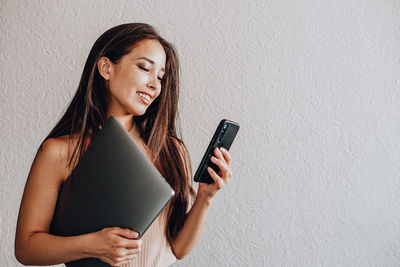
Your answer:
[147,74,160,90]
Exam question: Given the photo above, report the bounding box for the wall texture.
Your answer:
[1,0,400,266]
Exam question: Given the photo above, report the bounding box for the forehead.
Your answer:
[127,39,166,67]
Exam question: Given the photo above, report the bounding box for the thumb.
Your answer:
[125,229,139,239]
[117,228,139,239]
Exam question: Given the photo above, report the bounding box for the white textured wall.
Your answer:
[1,1,400,266]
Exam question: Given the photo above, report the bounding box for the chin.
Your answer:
[128,107,148,116]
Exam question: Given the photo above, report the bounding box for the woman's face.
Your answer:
[102,39,166,116]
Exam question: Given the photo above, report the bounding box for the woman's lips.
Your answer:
[137,92,151,105]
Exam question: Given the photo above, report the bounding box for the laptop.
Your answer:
[50,116,175,266]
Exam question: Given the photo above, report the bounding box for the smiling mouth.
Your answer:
[137,92,151,102]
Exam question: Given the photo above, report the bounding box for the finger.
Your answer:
[207,167,224,189]
[214,147,231,170]
[219,147,231,166]
[120,237,142,249]
[210,156,230,179]
[114,254,137,266]
[213,148,227,167]
[218,148,233,179]
[122,247,141,256]
[113,227,139,239]
[214,147,224,160]
[110,248,139,264]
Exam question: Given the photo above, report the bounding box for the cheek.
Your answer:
[129,70,146,84]
[116,67,142,86]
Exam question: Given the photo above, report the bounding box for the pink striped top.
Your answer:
[120,203,176,267]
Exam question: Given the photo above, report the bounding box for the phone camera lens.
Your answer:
[223,124,228,130]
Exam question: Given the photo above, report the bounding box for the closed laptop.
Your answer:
[50,116,175,266]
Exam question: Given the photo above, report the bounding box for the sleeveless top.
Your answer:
[120,202,177,267]
[120,192,195,267]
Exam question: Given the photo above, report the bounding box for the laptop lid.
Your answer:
[50,116,175,242]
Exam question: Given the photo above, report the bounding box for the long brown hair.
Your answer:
[44,23,196,244]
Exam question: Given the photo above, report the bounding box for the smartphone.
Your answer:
[194,119,240,184]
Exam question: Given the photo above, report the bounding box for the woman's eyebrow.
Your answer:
[137,57,165,72]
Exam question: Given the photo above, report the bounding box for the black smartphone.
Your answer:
[194,119,240,184]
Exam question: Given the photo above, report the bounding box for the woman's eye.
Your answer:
[138,65,149,72]
[139,65,163,82]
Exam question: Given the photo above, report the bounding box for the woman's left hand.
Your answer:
[197,147,232,201]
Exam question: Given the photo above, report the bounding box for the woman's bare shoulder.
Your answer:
[38,135,79,182]
[39,135,77,160]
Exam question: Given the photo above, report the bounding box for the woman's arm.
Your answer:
[16,228,139,266]
[171,147,232,259]
[171,193,212,260]
[15,231,95,266]
[15,138,141,266]
[15,138,96,265]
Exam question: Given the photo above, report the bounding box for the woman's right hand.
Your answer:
[90,227,142,266]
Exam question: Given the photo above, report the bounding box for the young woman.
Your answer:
[14,23,233,267]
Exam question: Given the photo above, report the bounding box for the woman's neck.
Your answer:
[106,113,135,132]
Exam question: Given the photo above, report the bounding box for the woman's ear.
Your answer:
[97,57,112,81]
